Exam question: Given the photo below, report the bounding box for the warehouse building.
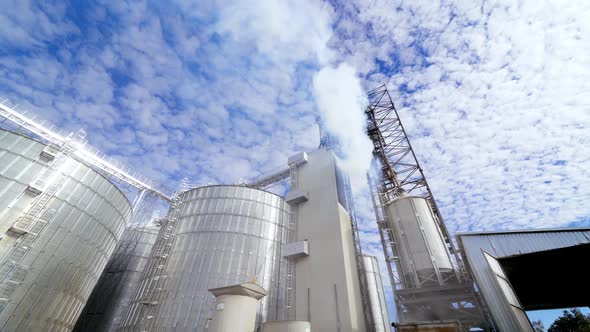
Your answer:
[457,228,590,331]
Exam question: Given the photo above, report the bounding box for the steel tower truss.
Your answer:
[365,85,490,329]
[365,85,460,268]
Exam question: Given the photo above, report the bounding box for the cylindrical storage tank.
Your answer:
[119,185,289,331]
[261,320,311,332]
[361,255,390,332]
[0,129,132,330]
[208,282,267,332]
[73,222,160,332]
[385,196,454,288]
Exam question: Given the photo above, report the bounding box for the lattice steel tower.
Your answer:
[365,85,491,330]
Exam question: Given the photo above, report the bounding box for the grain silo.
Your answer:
[73,222,160,331]
[384,195,455,288]
[361,255,390,332]
[118,185,289,331]
[366,85,489,328]
[0,128,132,331]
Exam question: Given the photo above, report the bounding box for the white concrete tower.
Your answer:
[285,148,367,332]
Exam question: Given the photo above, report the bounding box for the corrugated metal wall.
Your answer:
[458,229,590,332]
[73,223,160,331]
[0,129,132,331]
[119,185,289,331]
[361,255,390,332]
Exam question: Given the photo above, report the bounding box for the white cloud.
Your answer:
[215,0,334,64]
[327,0,590,233]
[324,0,590,320]
[2,0,590,324]
[0,1,79,48]
[313,63,374,191]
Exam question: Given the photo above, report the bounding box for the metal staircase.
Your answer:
[0,132,82,312]
[136,192,183,331]
[283,164,299,320]
[0,97,171,201]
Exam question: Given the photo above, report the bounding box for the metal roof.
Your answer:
[458,228,590,258]
[457,226,590,236]
[457,228,590,332]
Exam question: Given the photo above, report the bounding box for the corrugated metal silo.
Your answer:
[385,195,454,288]
[361,255,390,332]
[73,223,160,331]
[119,185,289,331]
[0,129,132,330]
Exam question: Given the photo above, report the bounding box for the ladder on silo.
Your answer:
[0,132,83,312]
[283,164,298,320]
[137,192,183,331]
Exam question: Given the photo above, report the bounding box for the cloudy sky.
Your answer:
[1,0,589,325]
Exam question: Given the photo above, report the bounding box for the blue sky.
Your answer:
[528,308,590,330]
[1,0,589,326]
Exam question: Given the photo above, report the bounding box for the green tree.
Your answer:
[548,309,590,332]
[532,320,545,332]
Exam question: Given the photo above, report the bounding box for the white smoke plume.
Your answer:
[313,63,374,191]
[215,0,374,190]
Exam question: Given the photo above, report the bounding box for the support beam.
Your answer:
[246,167,290,189]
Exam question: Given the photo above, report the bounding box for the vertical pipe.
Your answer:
[131,189,146,215]
[334,284,341,332]
[307,287,311,323]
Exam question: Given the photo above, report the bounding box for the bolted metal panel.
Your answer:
[385,196,454,288]
[0,129,132,331]
[361,255,390,332]
[118,185,289,331]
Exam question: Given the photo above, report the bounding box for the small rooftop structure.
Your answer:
[208,282,267,300]
[208,283,268,332]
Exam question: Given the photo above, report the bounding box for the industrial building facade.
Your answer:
[457,228,590,332]
[1,92,587,332]
[0,115,390,331]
